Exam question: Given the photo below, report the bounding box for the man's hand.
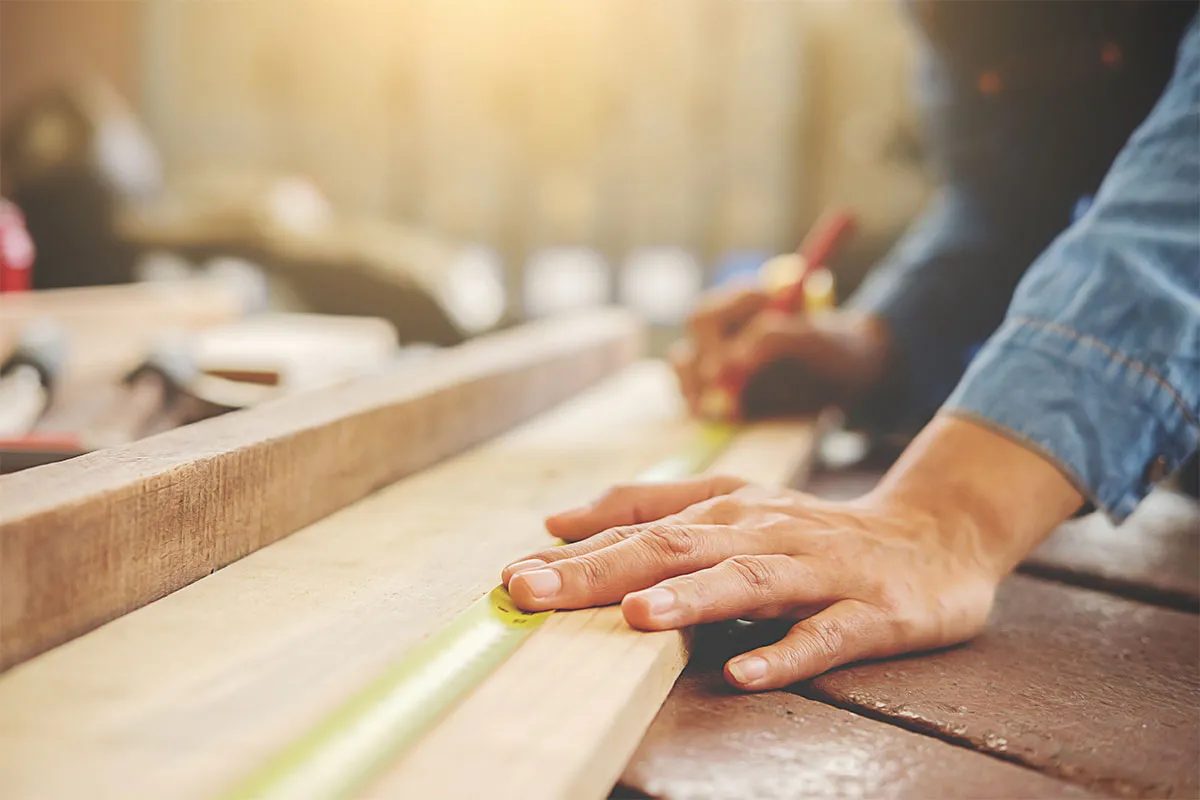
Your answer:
[670,285,894,419]
[501,416,1084,691]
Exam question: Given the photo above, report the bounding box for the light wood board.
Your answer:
[0,361,701,799]
[0,280,247,382]
[0,309,640,670]
[372,420,820,800]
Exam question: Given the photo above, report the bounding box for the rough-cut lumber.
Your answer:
[0,309,641,671]
[372,419,821,800]
[0,361,698,799]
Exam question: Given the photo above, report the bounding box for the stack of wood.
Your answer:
[0,308,819,798]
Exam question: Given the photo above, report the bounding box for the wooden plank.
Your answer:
[619,670,1094,799]
[0,361,696,799]
[0,280,248,381]
[808,574,1200,798]
[0,309,641,671]
[371,419,822,800]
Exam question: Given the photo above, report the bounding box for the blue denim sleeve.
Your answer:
[944,18,1200,520]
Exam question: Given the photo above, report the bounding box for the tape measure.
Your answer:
[224,421,739,800]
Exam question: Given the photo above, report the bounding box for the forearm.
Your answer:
[871,414,1084,579]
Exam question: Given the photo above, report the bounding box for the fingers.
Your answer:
[726,312,816,378]
[724,600,885,691]
[505,522,777,611]
[620,554,835,630]
[687,286,769,348]
[544,475,747,542]
[668,338,702,416]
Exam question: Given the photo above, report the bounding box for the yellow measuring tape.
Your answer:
[224,422,739,800]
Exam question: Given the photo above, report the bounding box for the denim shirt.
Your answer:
[851,6,1199,519]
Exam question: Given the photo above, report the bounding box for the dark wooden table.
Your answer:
[615,455,1200,799]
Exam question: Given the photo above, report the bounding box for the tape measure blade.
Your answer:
[227,588,549,800]
[222,422,739,799]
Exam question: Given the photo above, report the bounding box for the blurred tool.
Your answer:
[89,340,211,448]
[0,320,65,436]
[0,199,36,293]
[0,341,207,472]
[700,210,857,420]
[119,170,467,346]
[0,313,403,472]
[0,80,162,288]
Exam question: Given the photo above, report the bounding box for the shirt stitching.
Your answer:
[1009,316,1200,431]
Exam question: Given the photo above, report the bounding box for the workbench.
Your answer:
[0,308,1196,799]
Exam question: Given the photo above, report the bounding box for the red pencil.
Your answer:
[701,209,857,419]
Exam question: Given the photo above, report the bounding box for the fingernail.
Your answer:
[516,569,561,600]
[728,656,768,685]
[633,588,675,616]
[505,559,547,578]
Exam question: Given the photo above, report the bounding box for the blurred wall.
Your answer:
[0,0,142,124]
[142,0,931,277]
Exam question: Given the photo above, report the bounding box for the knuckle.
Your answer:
[724,555,776,595]
[605,525,644,543]
[692,495,740,522]
[570,554,611,589]
[804,616,846,660]
[640,524,701,559]
[873,579,915,613]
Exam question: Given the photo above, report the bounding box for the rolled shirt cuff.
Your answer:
[944,317,1200,521]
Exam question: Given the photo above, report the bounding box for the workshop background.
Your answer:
[0,0,931,347]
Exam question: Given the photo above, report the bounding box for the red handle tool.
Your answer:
[702,209,858,419]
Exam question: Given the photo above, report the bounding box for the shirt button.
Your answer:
[1145,456,1170,486]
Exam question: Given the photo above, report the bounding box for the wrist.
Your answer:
[868,413,1085,579]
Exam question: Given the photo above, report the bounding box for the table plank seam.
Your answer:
[1017,562,1200,614]
[787,682,1109,796]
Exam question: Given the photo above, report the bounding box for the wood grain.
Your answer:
[372,418,821,800]
[0,309,641,671]
[620,671,1094,799]
[0,361,697,799]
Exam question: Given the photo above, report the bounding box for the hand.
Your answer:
[501,478,1000,691]
[670,286,894,419]
[501,416,1084,691]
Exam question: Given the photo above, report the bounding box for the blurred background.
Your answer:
[0,0,938,470]
[1,0,931,345]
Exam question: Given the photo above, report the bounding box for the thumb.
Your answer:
[545,475,746,542]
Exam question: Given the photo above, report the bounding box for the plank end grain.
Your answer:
[0,309,643,671]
